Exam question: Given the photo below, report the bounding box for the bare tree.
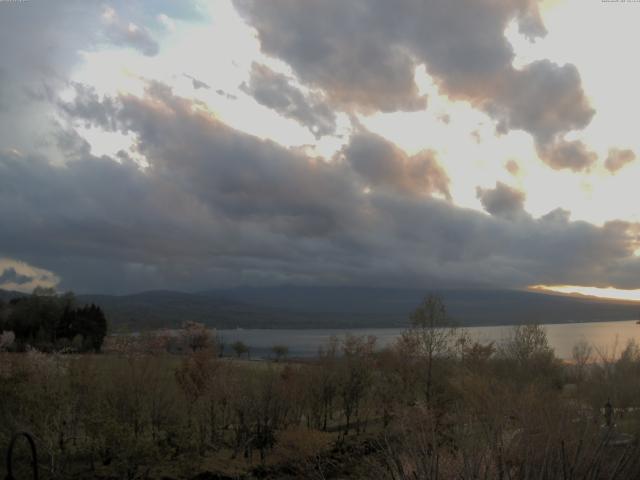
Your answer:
[339,334,376,434]
[272,344,289,362]
[180,321,215,353]
[501,324,553,365]
[572,338,593,382]
[404,294,457,404]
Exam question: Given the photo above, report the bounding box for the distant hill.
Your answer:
[2,286,640,331]
[204,286,640,327]
[0,289,27,302]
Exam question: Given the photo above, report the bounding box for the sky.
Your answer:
[1,0,640,298]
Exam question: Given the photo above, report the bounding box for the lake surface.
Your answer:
[218,320,640,360]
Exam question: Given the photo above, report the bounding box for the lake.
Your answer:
[218,320,640,360]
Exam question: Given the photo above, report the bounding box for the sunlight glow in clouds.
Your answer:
[0,258,60,293]
[505,0,640,226]
[65,0,640,228]
[68,0,351,160]
[533,285,640,303]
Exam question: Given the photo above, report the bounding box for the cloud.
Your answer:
[233,0,429,112]
[1,81,639,293]
[476,182,527,220]
[540,208,571,224]
[102,6,159,56]
[0,68,8,112]
[184,74,211,90]
[241,63,337,138]
[0,258,60,293]
[0,0,199,157]
[605,148,636,173]
[537,139,598,172]
[0,2,100,154]
[491,61,594,144]
[0,268,31,286]
[344,132,451,199]
[2,0,638,297]
[232,0,594,149]
[58,83,120,131]
[505,159,520,176]
[157,13,176,32]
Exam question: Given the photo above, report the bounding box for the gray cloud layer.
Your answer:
[0,1,635,294]
[2,82,639,293]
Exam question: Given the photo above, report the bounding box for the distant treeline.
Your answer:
[0,287,107,352]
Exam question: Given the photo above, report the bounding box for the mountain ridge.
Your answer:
[3,286,640,331]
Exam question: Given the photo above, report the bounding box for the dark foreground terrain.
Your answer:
[3,318,640,479]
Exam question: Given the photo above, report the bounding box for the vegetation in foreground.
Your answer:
[2,294,640,479]
[0,288,107,353]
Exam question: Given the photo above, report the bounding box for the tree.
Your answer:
[58,304,108,352]
[306,336,339,431]
[404,294,457,404]
[462,340,495,370]
[5,291,106,352]
[231,340,250,359]
[339,334,376,434]
[498,324,560,386]
[571,338,593,382]
[502,324,553,365]
[180,321,215,353]
[271,344,289,362]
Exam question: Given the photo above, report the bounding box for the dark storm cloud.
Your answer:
[476,182,527,220]
[232,0,594,155]
[111,82,362,238]
[3,82,640,293]
[241,63,337,138]
[605,148,636,173]
[3,0,638,295]
[360,193,640,290]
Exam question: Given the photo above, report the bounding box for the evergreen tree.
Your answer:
[1,290,107,352]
